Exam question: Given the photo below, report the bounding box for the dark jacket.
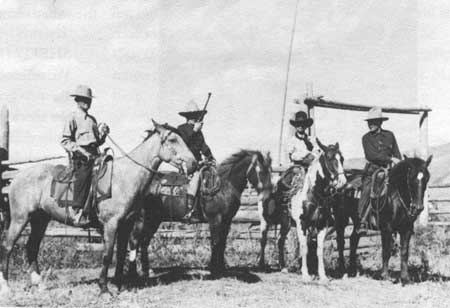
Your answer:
[177,123,214,162]
[362,129,401,167]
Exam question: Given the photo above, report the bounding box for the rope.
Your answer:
[106,135,158,174]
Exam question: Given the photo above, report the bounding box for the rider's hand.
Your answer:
[391,157,401,165]
[79,149,94,161]
[98,123,110,136]
[193,121,203,132]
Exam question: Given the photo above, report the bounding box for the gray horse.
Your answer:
[0,120,196,295]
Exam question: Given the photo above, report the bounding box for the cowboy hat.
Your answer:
[70,85,94,99]
[178,100,207,119]
[365,107,388,121]
[289,111,313,128]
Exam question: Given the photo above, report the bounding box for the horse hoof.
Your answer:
[98,288,114,298]
[281,268,289,274]
[30,271,42,286]
[342,274,348,280]
[380,272,390,281]
[319,276,330,284]
[302,274,312,282]
[401,276,411,286]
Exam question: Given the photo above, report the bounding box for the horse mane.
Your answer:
[217,149,265,179]
[143,123,181,141]
[389,157,427,187]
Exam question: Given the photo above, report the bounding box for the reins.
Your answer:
[106,135,159,174]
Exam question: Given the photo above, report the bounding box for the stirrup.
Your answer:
[356,223,368,235]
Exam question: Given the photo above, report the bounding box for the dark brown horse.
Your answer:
[258,140,346,281]
[334,155,432,284]
[0,121,197,295]
[114,150,273,282]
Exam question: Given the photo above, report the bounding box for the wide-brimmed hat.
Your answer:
[289,111,313,128]
[70,85,94,99]
[365,107,388,121]
[178,100,207,119]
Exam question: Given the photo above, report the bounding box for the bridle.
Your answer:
[106,130,179,174]
[246,154,265,192]
[395,166,424,219]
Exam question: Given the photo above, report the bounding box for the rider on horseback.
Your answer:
[286,111,317,172]
[356,107,401,235]
[61,85,110,224]
[177,100,215,223]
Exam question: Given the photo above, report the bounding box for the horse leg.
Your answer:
[26,212,50,286]
[400,229,412,285]
[217,221,231,271]
[140,221,160,278]
[380,230,392,280]
[278,218,290,273]
[258,218,269,270]
[348,226,361,277]
[317,227,329,282]
[208,215,223,276]
[296,224,311,281]
[0,217,29,294]
[113,222,131,291]
[335,225,346,277]
[98,218,118,295]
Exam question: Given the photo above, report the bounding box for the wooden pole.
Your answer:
[307,103,316,139]
[418,111,429,226]
[277,0,300,165]
[0,106,9,161]
[0,106,9,225]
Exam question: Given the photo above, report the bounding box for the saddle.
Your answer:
[150,172,189,196]
[50,152,114,210]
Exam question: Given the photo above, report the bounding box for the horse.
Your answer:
[115,149,273,282]
[258,139,346,281]
[0,120,197,295]
[334,155,432,284]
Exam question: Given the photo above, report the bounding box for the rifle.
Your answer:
[198,92,212,122]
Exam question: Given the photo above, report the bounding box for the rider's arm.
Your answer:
[61,116,80,153]
[199,132,214,161]
[391,133,401,160]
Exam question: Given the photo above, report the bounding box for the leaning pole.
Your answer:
[277,0,300,166]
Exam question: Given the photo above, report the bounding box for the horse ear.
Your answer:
[266,151,272,166]
[403,154,409,160]
[316,138,327,152]
[152,119,163,134]
[426,155,433,167]
[335,142,339,149]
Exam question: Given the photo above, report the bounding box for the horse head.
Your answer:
[151,119,197,174]
[245,151,273,202]
[316,138,347,191]
[399,154,432,218]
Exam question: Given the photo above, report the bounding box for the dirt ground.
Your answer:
[1,264,449,308]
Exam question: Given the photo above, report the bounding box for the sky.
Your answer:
[0,0,447,165]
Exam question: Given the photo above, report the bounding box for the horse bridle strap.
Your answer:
[107,135,158,173]
[246,154,263,190]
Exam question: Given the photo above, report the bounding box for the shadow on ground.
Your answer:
[68,266,261,290]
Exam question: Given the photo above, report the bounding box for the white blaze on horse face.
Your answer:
[335,153,346,188]
[129,249,137,262]
[417,172,424,181]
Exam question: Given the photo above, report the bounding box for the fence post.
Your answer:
[0,105,9,229]
[418,111,429,226]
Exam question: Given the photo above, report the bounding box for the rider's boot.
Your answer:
[182,194,202,224]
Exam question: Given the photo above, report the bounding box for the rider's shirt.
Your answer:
[362,129,401,167]
[286,132,317,163]
[61,108,105,155]
[177,123,214,162]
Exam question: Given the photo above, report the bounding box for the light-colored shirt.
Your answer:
[286,133,319,162]
[61,108,105,153]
